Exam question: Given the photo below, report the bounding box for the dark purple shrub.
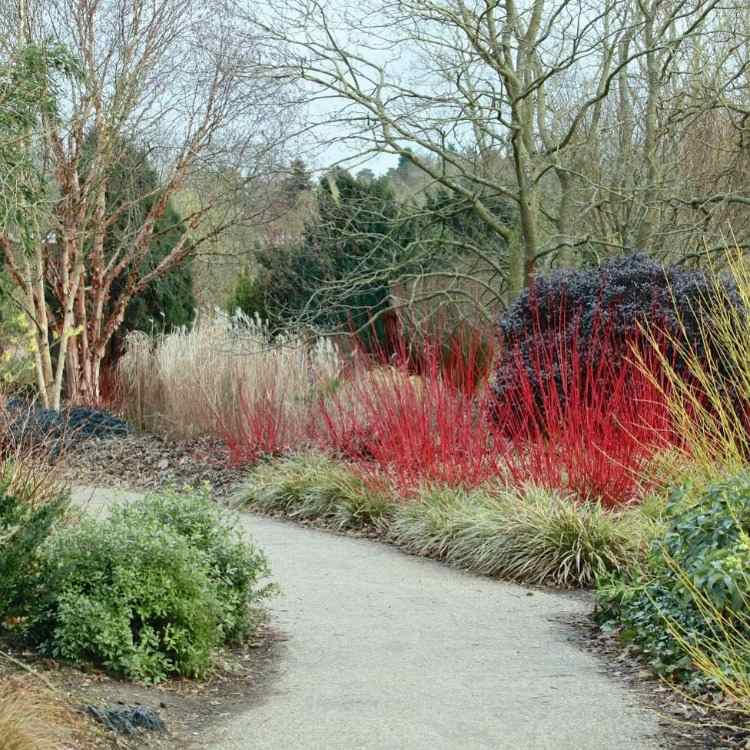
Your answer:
[492,253,737,413]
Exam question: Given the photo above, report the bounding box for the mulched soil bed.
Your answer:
[570,614,750,750]
[0,622,283,750]
[60,433,246,497]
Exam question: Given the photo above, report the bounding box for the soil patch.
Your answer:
[61,433,245,497]
[0,623,283,750]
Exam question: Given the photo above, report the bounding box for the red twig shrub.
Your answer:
[316,312,675,503]
[225,299,676,504]
[315,328,500,490]
[401,320,497,396]
[224,380,303,465]
[492,310,675,507]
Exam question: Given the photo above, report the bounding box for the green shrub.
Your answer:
[110,488,272,640]
[596,473,750,684]
[236,454,394,531]
[226,267,268,322]
[28,491,272,682]
[0,462,68,622]
[391,485,653,587]
[0,281,37,393]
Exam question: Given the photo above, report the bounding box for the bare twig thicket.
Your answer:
[250,0,750,307]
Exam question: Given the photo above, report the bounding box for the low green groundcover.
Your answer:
[596,473,750,686]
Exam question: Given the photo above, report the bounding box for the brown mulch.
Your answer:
[60,433,246,498]
[568,613,750,750]
[0,623,283,750]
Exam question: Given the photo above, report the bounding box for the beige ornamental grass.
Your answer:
[118,311,342,440]
[0,679,71,750]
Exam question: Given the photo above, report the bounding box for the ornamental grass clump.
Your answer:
[458,488,655,586]
[391,485,653,587]
[387,484,470,559]
[0,679,70,750]
[117,311,341,451]
[235,453,394,530]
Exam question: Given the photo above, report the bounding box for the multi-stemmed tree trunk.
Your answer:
[0,0,291,408]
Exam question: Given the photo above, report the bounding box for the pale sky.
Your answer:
[265,0,413,178]
[311,138,399,177]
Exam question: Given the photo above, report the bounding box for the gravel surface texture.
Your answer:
[73,485,665,750]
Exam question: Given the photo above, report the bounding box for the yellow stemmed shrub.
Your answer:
[638,248,750,482]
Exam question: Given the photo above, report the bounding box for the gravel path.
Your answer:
[72,486,663,750]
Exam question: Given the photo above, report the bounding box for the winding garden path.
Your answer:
[72,486,664,750]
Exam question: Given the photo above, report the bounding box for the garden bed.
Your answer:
[24,252,750,746]
[0,623,282,750]
[60,433,245,497]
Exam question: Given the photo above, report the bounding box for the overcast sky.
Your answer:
[263,0,411,178]
[311,138,399,177]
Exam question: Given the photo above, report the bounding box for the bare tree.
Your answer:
[0,0,293,407]
[251,0,750,301]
